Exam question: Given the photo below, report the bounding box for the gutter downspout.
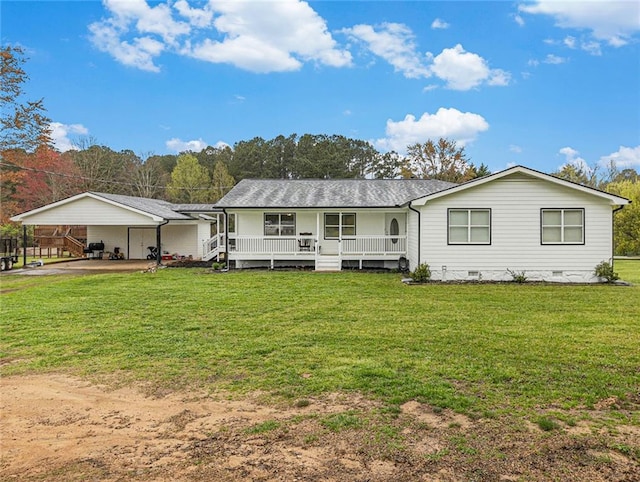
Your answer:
[408,201,421,268]
[156,220,169,265]
[222,208,229,269]
[611,204,626,271]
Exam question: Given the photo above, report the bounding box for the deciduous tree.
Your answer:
[607,178,640,255]
[405,138,472,182]
[210,160,235,202]
[0,46,51,151]
[69,141,138,193]
[166,153,211,203]
[367,151,406,179]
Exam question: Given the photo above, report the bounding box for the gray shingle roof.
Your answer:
[91,192,217,220]
[216,179,457,208]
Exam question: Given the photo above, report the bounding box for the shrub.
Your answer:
[212,261,226,271]
[594,261,619,283]
[507,269,527,283]
[410,263,431,283]
[536,416,559,432]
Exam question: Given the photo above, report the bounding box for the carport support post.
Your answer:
[156,224,162,265]
[22,224,27,266]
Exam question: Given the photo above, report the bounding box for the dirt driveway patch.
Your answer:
[1,374,638,481]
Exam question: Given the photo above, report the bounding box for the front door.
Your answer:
[322,213,356,255]
[385,213,406,251]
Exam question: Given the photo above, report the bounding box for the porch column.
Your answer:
[316,212,320,253]
[22,224,27,266]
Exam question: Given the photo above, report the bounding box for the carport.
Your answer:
[10,192,221,264]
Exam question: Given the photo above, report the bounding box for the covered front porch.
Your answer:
[209,234,406,270]
[210,209,408,271]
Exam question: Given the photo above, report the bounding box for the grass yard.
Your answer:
[1,260,639,480]
[2,260,639,416]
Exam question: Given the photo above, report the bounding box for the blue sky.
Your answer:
[3,0,639,174]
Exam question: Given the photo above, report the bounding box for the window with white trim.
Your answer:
[448,209,491,244]
[228,213,236,234]
[541,209,584,244]
[264,213,295,236]
[324,213,356,239]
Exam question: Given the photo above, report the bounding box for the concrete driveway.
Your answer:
[4,259,154,276]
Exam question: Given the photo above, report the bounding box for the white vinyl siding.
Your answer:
[88,223,201,259]
[18,196,159,226]
[448,209,490,244]
[541,209,584,244]
[418,173,614,277]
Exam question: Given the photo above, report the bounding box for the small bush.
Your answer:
[211,261,226,271]
[410,263,431,283]
[594,261,619,283]
[536,416,559,432]
[507,269,527,283]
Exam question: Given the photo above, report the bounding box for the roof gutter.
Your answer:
[408,201,421,268]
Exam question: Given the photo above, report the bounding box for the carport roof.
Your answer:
[11,192,221,223]
[91,192,220,220]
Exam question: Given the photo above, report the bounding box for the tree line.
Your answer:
[1,45,638,254]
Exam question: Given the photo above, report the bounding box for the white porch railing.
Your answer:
[228,235,406,257]
[203,233,224,261]
[341,235,407,256]
[231,236,316,255]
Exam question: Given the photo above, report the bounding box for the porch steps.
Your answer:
[315,255,341,272]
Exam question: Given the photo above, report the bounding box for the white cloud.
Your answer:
[543,54,567,64]
[343,25,510,90]
[519,1,640,47]
[599,145,640,169]
[558,146,592,172]
[513,14,525,27]
[563,35,577,49]
[166,137,208,153]
[581,40,602,56]
[89,20,165,72]
[341,23,431,78]
[431,18,450,30]
[428,44,511,90]
[49,122,89,152]
[375,107,489,154]
[89,0,351,73]
[173,0,213,28]
[187,0,351,72]
[509,145,523,154]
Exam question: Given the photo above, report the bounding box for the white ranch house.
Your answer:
[12,166,629,282]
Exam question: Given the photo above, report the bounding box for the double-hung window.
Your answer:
[324,213,356,239]
[448,209,491,244]
[541,209,584,244]
[264,213,295,236]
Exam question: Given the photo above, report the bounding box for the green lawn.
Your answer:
[1,260,639,418]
